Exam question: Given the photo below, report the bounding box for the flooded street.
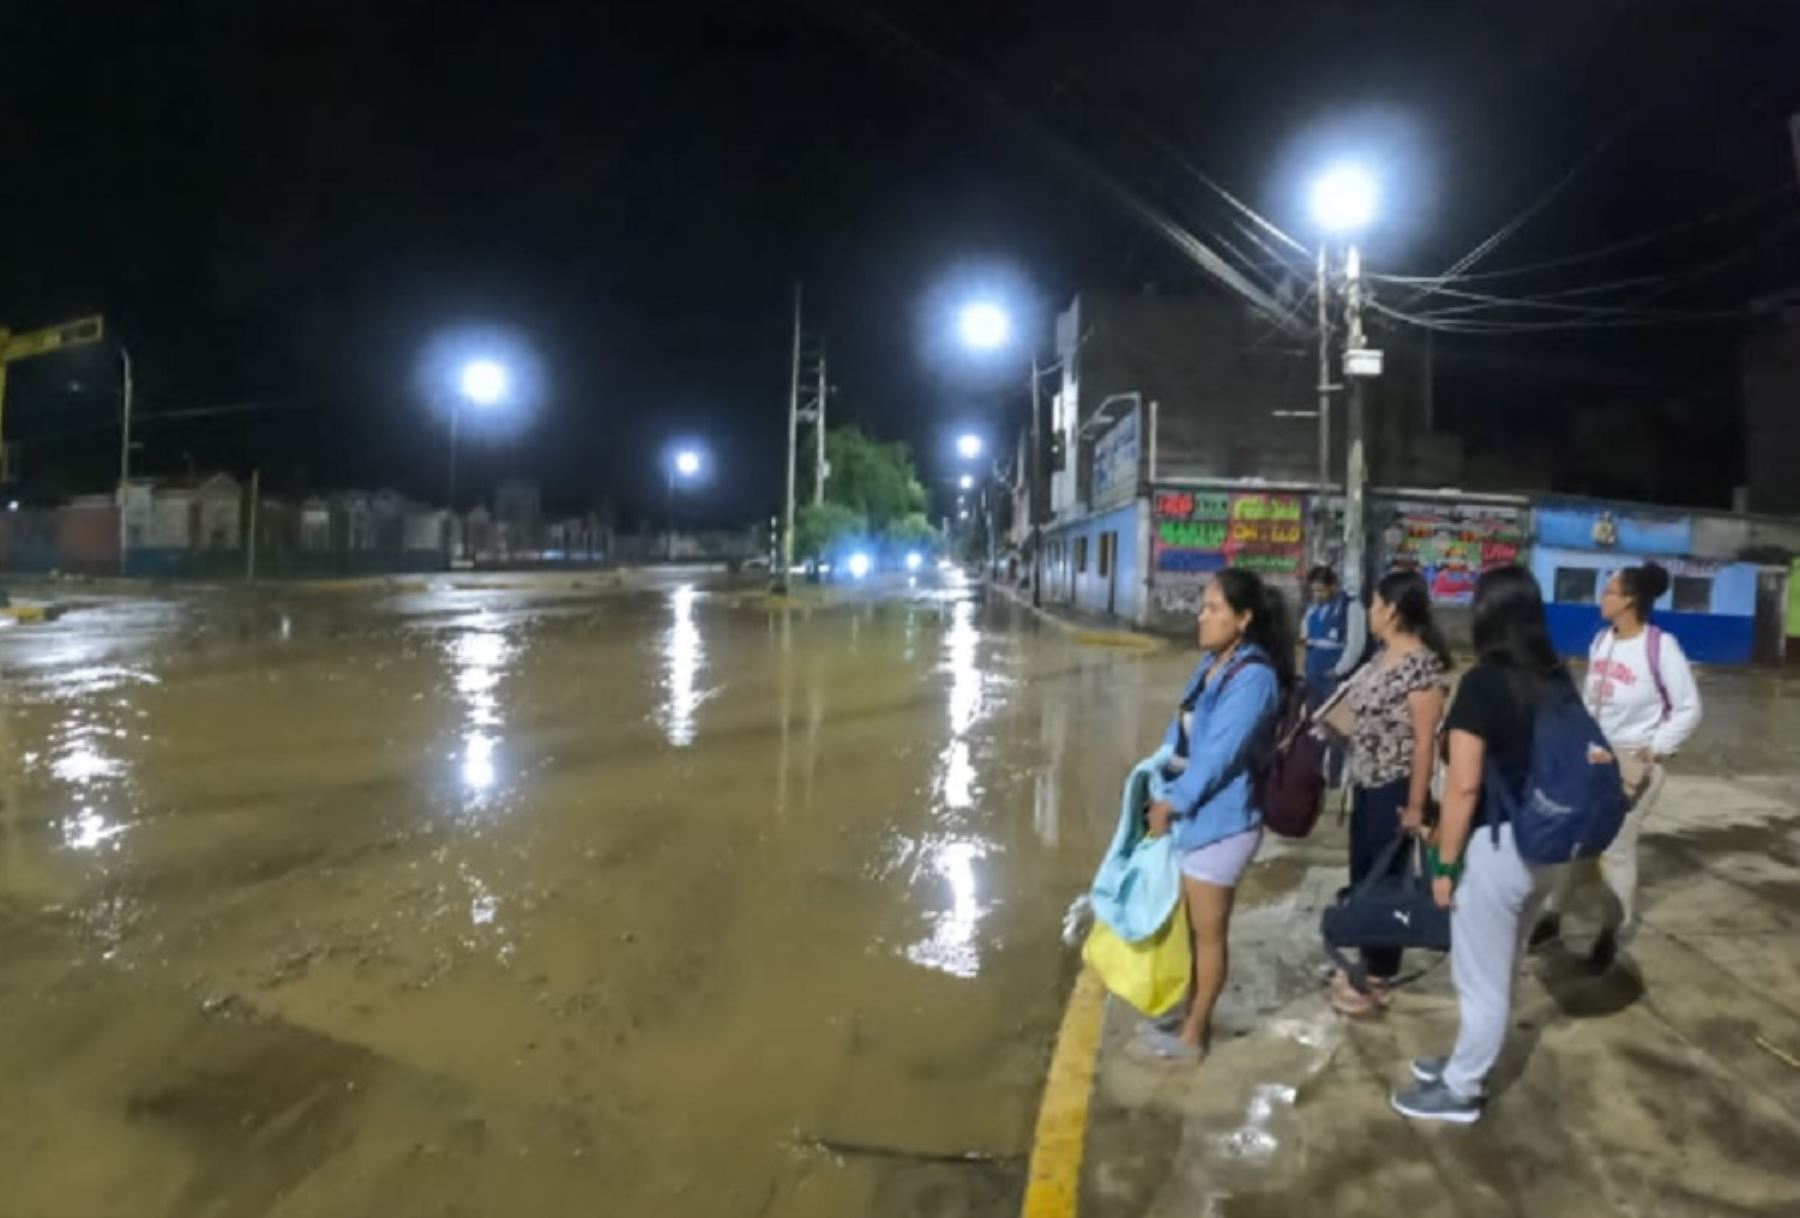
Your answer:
[0,572,1185,1218]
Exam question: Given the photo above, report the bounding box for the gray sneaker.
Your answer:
[1410,1056,1449,1085]
[1391,1080,1482,1124]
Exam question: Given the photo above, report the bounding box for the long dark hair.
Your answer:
[1617,561,1670,624]
[1470,565,1567,694]
[1214,567,1296,689]
[1376,569,1451,668]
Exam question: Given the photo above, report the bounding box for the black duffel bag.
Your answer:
[1319,834,1451,994]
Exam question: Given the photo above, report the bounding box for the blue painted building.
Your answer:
[1529,501,1762,664]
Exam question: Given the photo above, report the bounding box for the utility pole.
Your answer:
[118,345,134,574]
[246,468,260,582]
[813,345,828,506]
[777,283,802,593]
[1029,356,1044,607]
[1340,245,1377,601]
[1314,246,1333,566]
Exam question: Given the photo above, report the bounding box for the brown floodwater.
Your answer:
[0,571,1192,1218]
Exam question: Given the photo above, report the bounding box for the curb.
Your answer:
[987,581,1169,652]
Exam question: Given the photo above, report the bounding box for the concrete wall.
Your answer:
[1530,544,1759,664]
[1041,501,1145,623]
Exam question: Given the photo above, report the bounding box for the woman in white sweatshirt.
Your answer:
[1531,561,1702,969]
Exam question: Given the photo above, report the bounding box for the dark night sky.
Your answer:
[2,1,1797,522]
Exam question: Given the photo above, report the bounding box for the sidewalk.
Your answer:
[1071,769,1800,1217]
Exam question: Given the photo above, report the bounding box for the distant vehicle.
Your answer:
[740,554,773,571]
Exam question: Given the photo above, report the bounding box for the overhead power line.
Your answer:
[803,1,1305,334]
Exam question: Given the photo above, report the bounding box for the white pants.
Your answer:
[1541,761,1665,942]
[1443,823,1565,1100]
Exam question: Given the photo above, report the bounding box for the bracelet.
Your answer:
[1427,847,1464,882]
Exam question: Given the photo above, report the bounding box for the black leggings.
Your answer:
[1351,776,1412,979]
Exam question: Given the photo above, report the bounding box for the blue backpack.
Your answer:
[1486,680,1630,865]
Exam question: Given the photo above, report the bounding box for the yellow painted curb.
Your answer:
[1072,630,1163,651]
[1020,966,1107,1218]
[3,605,48,623]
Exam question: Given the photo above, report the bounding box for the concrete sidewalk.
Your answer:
[1077,770,1800,1217]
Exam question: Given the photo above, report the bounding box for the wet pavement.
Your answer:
[0,570,1188,1218]
[4,572,1798,1218]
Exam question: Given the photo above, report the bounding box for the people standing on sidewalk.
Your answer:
[1392,566,1572,1124]
[1329,569,1450,1017]
[1302,565,1367,709]
[1529,562,1702,970]
[1136,568,1292,1062]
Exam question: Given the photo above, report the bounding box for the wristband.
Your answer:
[1427,846,1463,883]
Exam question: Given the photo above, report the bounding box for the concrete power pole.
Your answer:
[813,346,827,506]
[1029,356,1043,607]
[777,283,802,593]
[1340,245,1376,601]
[1314,245,1333,567]
[118,345,134,575]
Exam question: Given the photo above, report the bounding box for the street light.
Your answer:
[1307,162,1379,599]
[666,444,706,562]
[459,358,510,407]
[957,433,983,460]
[957,301,1012,352]
[1309,163,1377,235]
[959,473,974,490]
[447,356,511,561]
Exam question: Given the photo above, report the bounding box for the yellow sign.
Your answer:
[0,315,105,363]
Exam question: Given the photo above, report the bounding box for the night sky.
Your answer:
[2,1,1797,523]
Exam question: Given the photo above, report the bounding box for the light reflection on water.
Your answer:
[447,620,515,803]
[658,585,707,747]
[907,594,993,979]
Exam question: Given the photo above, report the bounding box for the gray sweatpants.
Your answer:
[1443,823,1566,1100]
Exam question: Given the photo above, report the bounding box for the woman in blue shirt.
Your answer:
[1141,567,1293,1061]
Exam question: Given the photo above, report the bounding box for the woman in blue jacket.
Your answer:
[1142,568,1293,1061]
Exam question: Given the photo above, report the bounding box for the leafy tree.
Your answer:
[814,427,926,529]
[794,502,866,562]
[887,512,939,550]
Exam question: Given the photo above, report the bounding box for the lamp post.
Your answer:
[667,447,703,562]
[1309,163,1379,599]
[448,357,509,562]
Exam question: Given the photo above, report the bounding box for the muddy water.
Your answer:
[0,573,1190,1218]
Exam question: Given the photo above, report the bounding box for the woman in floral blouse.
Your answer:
[1330,568,1451,1016]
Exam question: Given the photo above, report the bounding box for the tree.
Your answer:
[887,512,940,550]
[815,426,926,530]
[794,502,866,562]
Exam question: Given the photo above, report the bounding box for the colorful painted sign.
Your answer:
[1380,501,1525,605]
[1153,490,1305,577]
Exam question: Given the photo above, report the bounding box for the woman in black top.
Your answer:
[1390,566,1574,1124]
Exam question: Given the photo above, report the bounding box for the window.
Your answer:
[1554,567,1597,604]
[1672,575,1712,614]
[1076,537,1088,574]
[1098,533,1112,578]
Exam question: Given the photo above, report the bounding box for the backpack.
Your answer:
[1486,679,1630,865]
[1216,657,1324,839]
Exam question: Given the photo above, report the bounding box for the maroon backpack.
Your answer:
[1224,657,1325,839]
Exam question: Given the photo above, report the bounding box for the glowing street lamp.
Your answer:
[459,358,510,407]
[957,300,1012,351]
[956,433,983,461]
[1309,163,1378,235]
[666,444,707,561]
[959,473,974,490]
